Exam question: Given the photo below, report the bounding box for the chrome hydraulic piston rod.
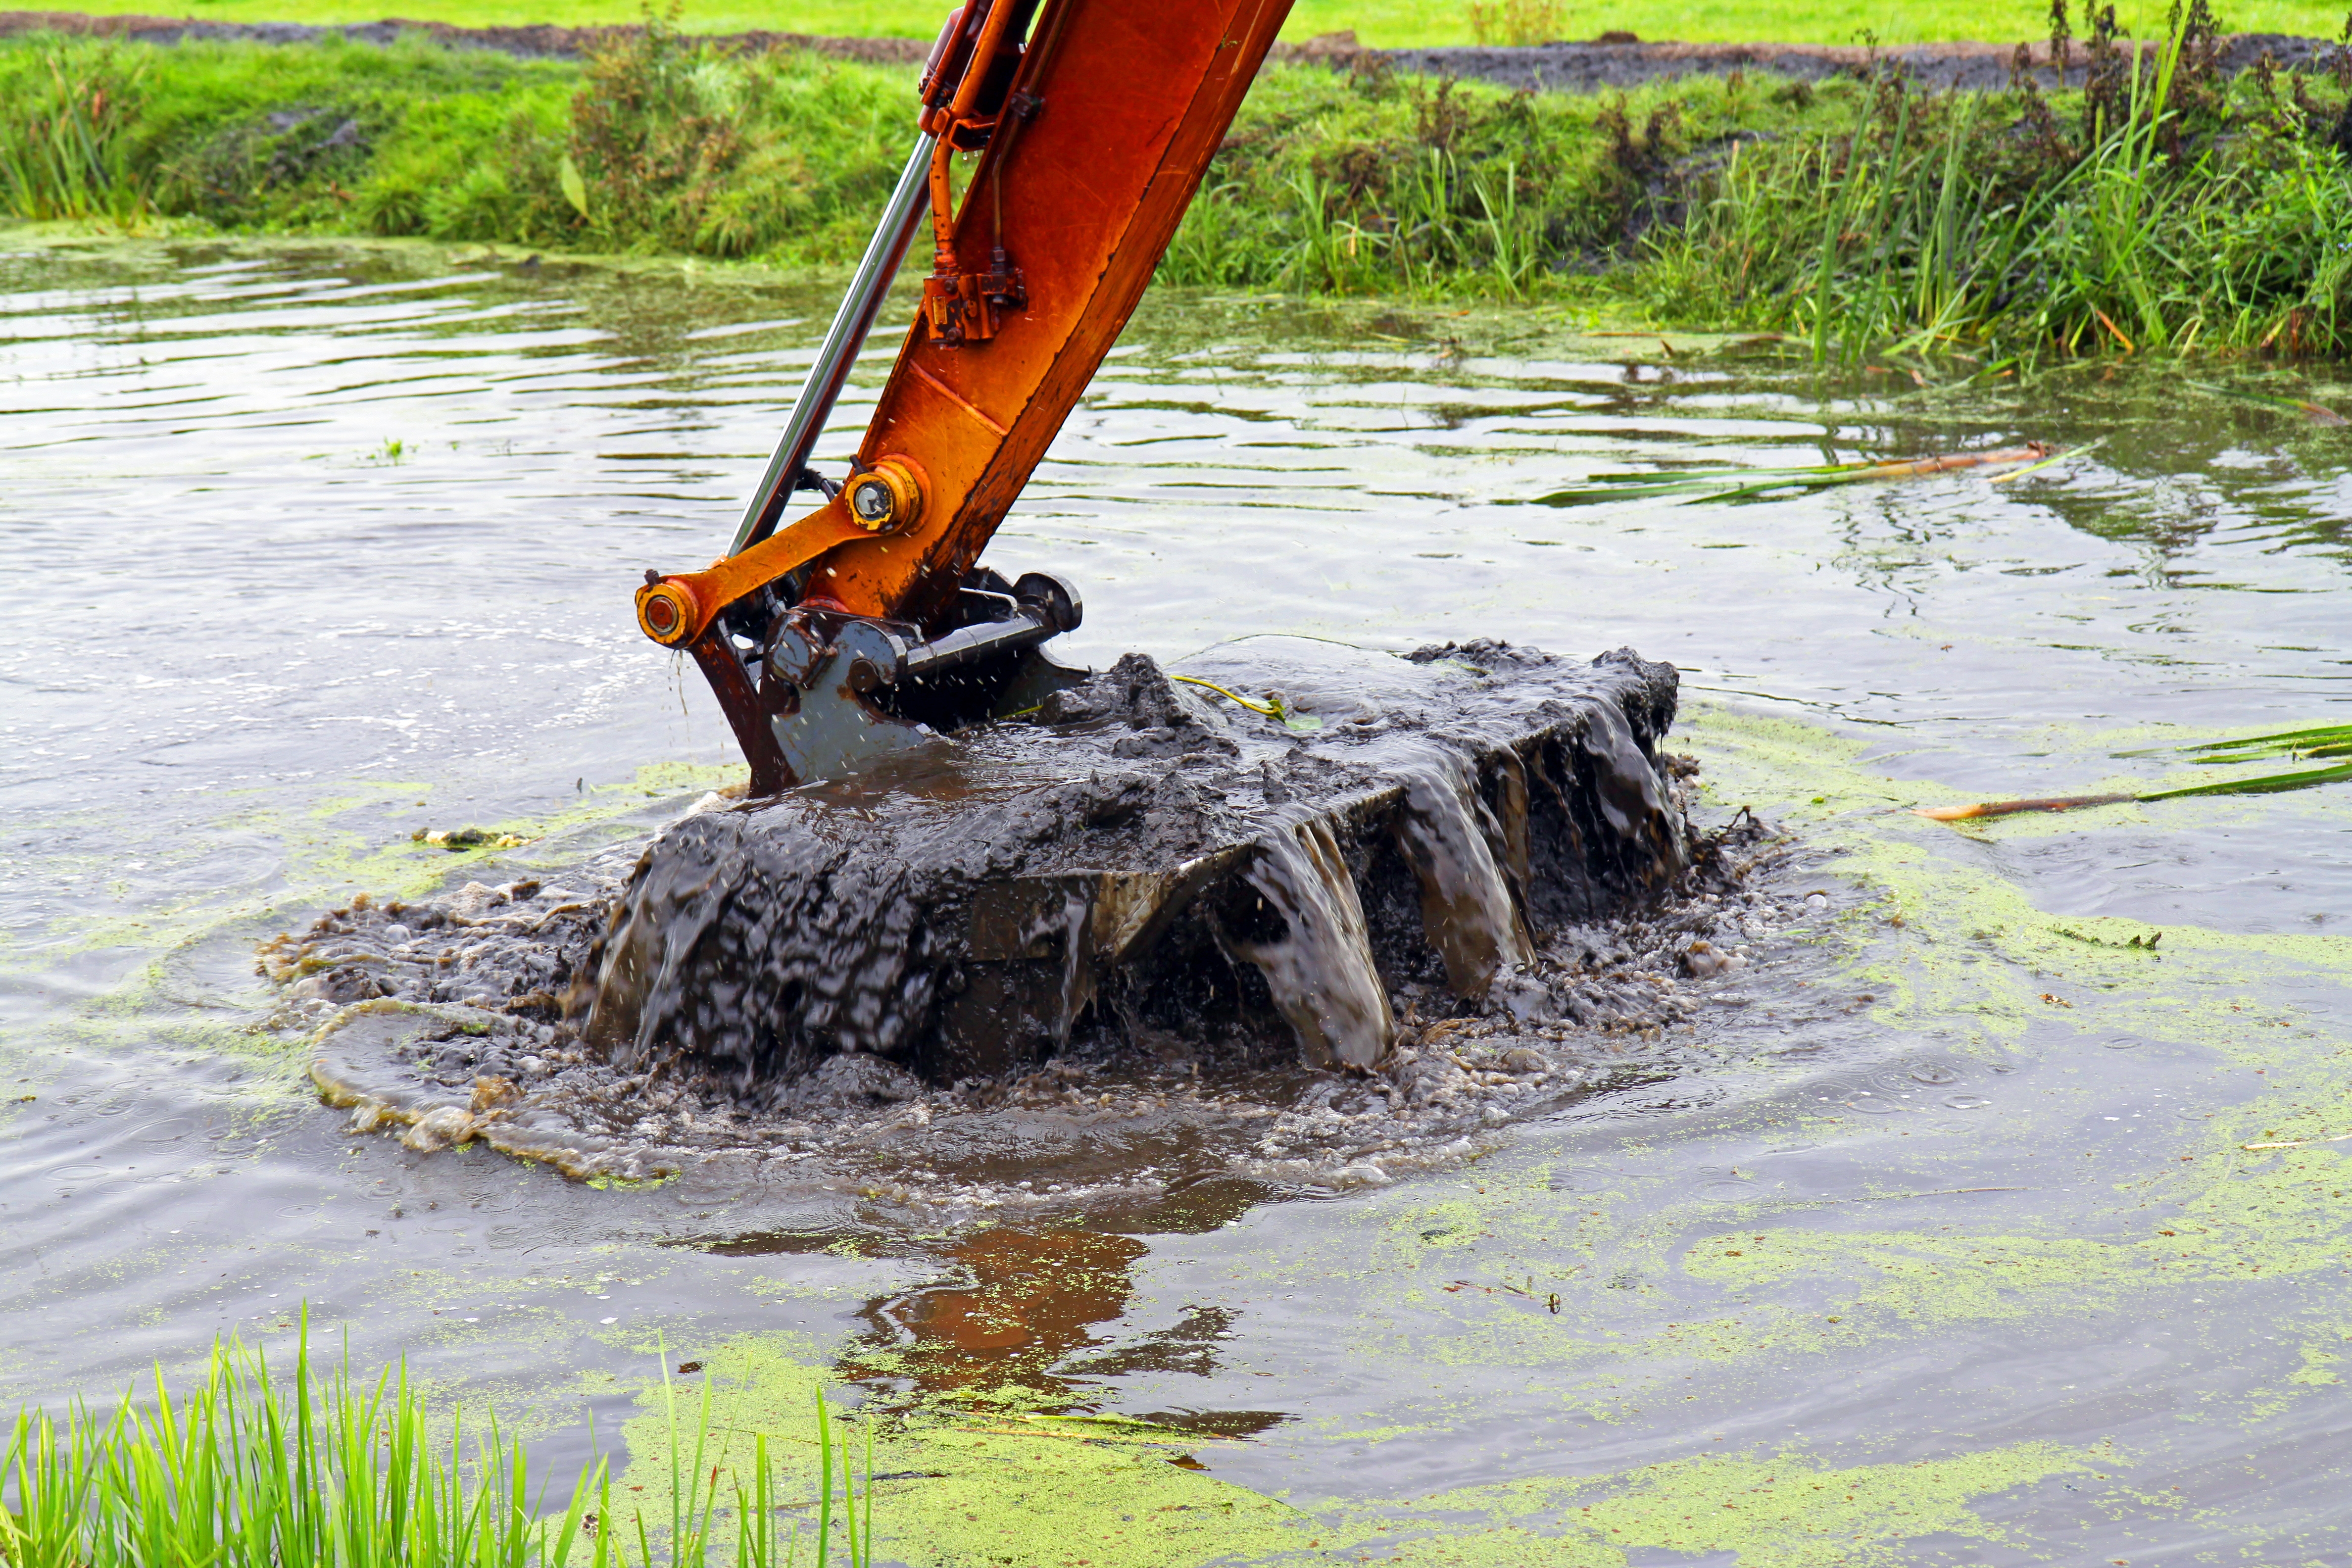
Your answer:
[730,131,939,555]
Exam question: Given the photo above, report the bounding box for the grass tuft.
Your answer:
[1,1314,874,1567]
[0,42,150,221]
[1468,0,1569,47]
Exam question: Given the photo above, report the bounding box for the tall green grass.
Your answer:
[1162,29,2352,357]
[0,24,911,261]
[1,20,2348,357]
[1639,13,2352,358]
[0,44,149,220]
[1,1322,875,1568]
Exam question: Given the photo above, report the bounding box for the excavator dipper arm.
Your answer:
[631,0,1294,792]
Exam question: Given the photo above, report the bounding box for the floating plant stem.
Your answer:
[1916,726,2352,821]
[1169,674,1323,732]
[1533,443,2058,508]
[1912,792,2137,822]
[2153,724,2352,765]
[2243,1131,2352,1151]
[2134,760,2352,800]
[2185,382,2349,428]
[1987,436,2107,485]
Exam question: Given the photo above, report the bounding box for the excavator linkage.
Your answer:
[633,0,1296,792]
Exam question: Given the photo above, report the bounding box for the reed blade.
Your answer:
[2137,760,2352,801]
[2117,724,2352,761]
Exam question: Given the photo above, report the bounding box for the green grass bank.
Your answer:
[4,16,2351,359]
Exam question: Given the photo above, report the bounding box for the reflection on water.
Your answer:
[3,235,2351,1559]
[863,1229,1149,1393]
[844,1213,1299,1437]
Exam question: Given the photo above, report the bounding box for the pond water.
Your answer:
[3,236,2349,1563]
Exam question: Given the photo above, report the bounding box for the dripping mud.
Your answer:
[276,640,1802,1211]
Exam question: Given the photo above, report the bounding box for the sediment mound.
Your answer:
[574,641,1687,1088]
[284,640,1792,1194]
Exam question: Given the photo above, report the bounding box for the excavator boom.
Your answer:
[632,0,1295,792]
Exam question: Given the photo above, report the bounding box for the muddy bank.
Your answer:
[7,10,2339,92]
[1365,32,2349,93]
[282,640,1792,1200]
[0,8,933,62]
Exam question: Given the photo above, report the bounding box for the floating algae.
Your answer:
[287,639,1794,1193]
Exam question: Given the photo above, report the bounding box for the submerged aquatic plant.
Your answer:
[1914,726,2352,821]
[2184,380,2349,426]
[1532,443,2058,507]
[0,1319,878,1568]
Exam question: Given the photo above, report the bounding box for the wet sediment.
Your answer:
[288,640,1793,1196]
[575,640,1689,1086]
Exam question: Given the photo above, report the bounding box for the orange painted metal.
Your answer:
[633,499,872,646]
[659,0,1295,640]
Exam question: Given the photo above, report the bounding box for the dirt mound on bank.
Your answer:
[1371,32,2347,92]
[6,11,2338,94]
[0,8,931,61]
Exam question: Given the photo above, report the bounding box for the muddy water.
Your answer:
[4,236,2351,1562]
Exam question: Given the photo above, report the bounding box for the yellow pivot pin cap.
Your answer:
[843,458,924,534]
[636,580,698,646]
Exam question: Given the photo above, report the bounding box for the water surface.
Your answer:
[3,235,2348,1562]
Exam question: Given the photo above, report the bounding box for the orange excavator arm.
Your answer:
[628,0,1295,793]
